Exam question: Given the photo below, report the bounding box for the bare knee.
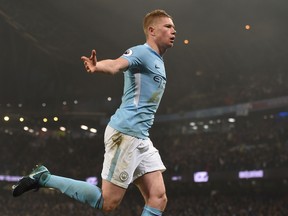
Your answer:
[135,171,168,211]
[102,198,121,213]
[101,190,124,213]
[160,192,168,210]
[163,193,168,207]
[147,191,168,211]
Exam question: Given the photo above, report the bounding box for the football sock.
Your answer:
[141,205,163,216]
[39,174,103,209]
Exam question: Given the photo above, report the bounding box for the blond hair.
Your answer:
[143,9,172,37]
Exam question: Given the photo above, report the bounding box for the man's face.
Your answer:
[153,17,176,48]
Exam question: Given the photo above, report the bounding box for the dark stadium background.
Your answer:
[1,0,288,215]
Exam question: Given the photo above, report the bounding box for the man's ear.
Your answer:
[148,26,155,36]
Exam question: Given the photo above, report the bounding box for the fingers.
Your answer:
[81,49,96,61]
[90,50,96,65]
[84,62,90,72]
[81,56,89,61]
[90,49,96,60]
[81,56,92,72]
[81,49,97,73]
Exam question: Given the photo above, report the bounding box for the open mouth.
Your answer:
[170,37,175,43]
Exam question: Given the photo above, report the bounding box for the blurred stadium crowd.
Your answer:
[1,186,288,216]
[162,67,288,114]
[1,105,288,215]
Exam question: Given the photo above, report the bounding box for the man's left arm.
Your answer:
[81,49,129,75]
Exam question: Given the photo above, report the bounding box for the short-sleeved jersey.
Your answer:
[108,43,166,139]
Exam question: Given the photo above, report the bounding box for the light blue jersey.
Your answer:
[108,43,166,139]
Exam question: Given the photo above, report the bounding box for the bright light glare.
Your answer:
[184,39,189,44]
[189,122,195,126]
[228,118,236,123]
[81,125,88,130]
[90,128,97,133]
[245,24,251,30]
[60,126,66,132]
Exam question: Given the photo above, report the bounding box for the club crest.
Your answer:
[119,171,129,182]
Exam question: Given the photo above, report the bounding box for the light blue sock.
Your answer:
[39,174,103,209]
[141,205,163,216]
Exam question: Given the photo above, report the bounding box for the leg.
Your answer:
[45,173,127,212]
[12,127,128,213]
[134,171,168,212]
[12,165,104,209]
[45,125,125,212]
[101,179,126,213]
[12,165,126,213]
[43,174,103,209]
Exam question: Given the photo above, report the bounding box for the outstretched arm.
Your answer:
[81,50,129,75]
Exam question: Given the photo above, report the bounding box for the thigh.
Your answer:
[134,171,167,209]
[101,179,126,212]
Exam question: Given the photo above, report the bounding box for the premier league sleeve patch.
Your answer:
[123,49,133,56]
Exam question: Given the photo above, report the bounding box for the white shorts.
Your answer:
[101,125,166,189]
